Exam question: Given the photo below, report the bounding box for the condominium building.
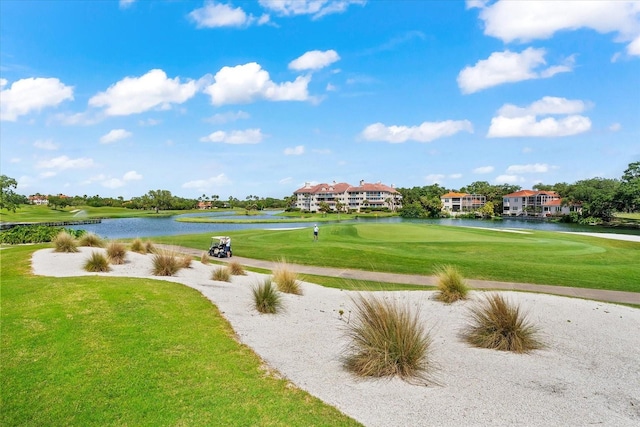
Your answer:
[293,180,402,212]
[440,192,486,213]
[503,190,580,216]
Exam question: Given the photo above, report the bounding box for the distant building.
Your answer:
[502,190,581,216]
[28,195,49,205]
[293,180,402,213]
[440,192,486,213]
[197,201,212,209]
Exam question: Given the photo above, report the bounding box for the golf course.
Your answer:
[1,222,638,426]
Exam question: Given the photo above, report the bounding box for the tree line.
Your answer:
[1,162,638,221]
[395,161,639,221]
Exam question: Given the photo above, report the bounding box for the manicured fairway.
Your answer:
[157,223,640,293]
[0,246,360,427]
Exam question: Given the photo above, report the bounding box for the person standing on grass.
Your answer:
[313,224,319,241]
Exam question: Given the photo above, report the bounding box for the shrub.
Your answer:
[434,265,469,303]
[211,267,231,282]
[144,240,156,254]
[462,293,544,354]
[227,261,246,276]
[151,251,181,276]
[83,251,110,272]
[0,225,82,244]
[130,238,146,253]
[78,232,104,248]
[252,278,282,314]
[106,241,127,265]
[201,251,210,264]
[273,260,302,295]
[343,293,432,383]
[52,231,79,253]
[178,254,193,268]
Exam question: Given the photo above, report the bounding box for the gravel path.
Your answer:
[32,248,640,427]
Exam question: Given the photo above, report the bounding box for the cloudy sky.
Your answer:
[1,0,639,200]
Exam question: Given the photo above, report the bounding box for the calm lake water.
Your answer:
[67,211,640,239]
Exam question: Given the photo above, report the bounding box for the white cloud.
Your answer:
[203,62,311,106]
[473,166,494,174]
[204,110,250,124]
[488,96,592,138]
[10,158,21,163]
[425,174,445,184]
[50,111,103,126]
[475,0,640,55]
[506,163,550,173]
[457,48,573,94]
[35,155,94,170]
[284,145,305,155]
[312,148,332,154]
[495,174,523,184]
[182,173,231,191]
[100,129,132,144]
[449,173,463,179]
[361,120,473,143]
[609,123,622,132]
[89,69,197,116]
[138,118,160,126]
[40,171,57,178]
[33,139,59,150]
[289,50,340,71]
[200,128,263,144]
[497,96,587,117]
[628,35,640,56]
[119,0,135,9]
[326,83,337,91]
[1,77,73,121]
[189,2,269,28]
[258,0,365,20]
[279,177,293,184]
[123,170,142,181]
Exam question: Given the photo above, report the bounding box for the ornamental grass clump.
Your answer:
[252,278,283,314]
[151,251,181,277]
[343,293,433,383]
[227,261,246,276]
[78,232,105,248]
[434,265,469,303]
[179,254,193,269]
[144,240,156,254]
[273,260,302,295]
[106,241,127,265]
[462,293,544,354]
[201,251,210,264]
[130,238,146,254]
[52,231,79,253]
[211,267,231,282]
[83,251,111,273]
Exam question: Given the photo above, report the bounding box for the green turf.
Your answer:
[154,223,640,293]
[0,245,361,427]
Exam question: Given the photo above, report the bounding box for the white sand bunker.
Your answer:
[32,248,640,427]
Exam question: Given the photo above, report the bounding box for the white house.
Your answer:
[503,190,581,216]
[440,192,486,213]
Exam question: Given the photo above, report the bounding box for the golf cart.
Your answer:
[208,236,232,258]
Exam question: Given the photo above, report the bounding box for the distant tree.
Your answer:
[0,175,22,212]
[318,201,331,214]
[147,189,173,212]
[419,196,442,217]
[479,201,495,218]
[565,178,620,220]
[617,162,640,213]
[399,202,426,218]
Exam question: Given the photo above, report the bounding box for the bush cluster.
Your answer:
[0,225,83,244]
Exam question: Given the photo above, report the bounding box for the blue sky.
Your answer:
[1,0,639,200]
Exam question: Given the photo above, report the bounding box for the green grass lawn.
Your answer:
[0,245,360,427]
[154,223,640,293]
[0,205,229,223]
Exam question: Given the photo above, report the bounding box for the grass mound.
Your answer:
[343,293,432,383]
[52,231,79,253]
[227,261,246,275]
[83,251,111,272]
[130,238,146,253]
[78,232,104,248]
[462,293,544,353]
[252,278,282,314]
[178,254,192,268]
[106,241,127,265]
[273,260,302,295]
[434,265,469,303]
[212,267,231,282]
[151,251,181,276]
